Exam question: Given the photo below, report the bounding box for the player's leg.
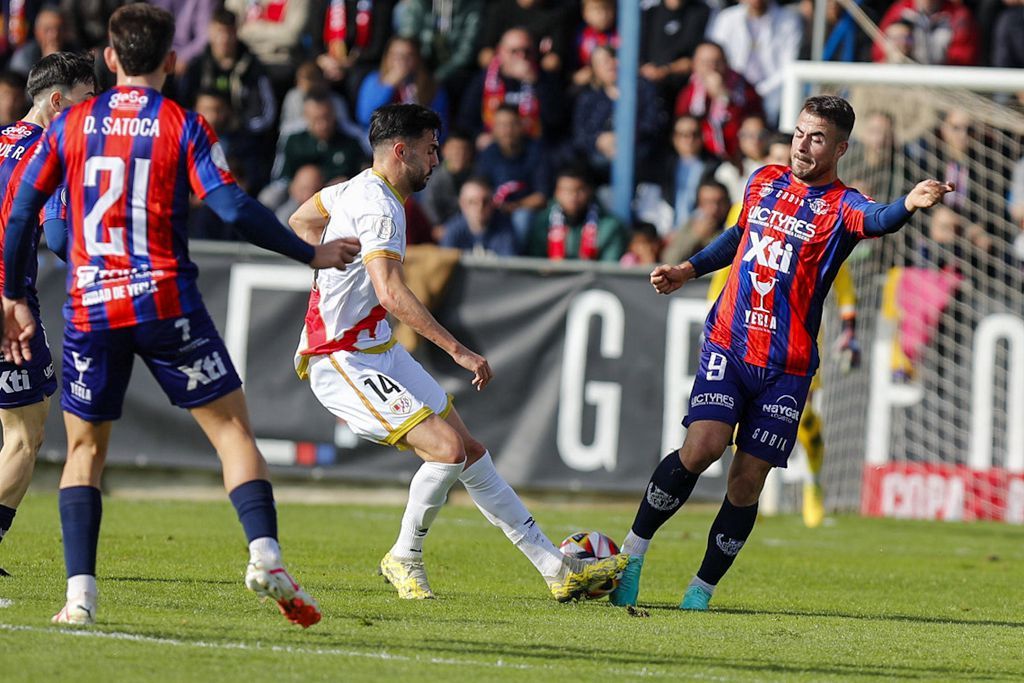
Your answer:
[441,407,628,601]
[798,388,826,528]
[0,398,50,575]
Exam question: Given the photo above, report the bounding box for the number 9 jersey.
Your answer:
[18,85,235,332]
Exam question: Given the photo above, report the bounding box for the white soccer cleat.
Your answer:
[51,596,96,626]
[244,560,322,628]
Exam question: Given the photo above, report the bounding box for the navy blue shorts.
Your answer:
[0,323,57,409]
[61,308,242,422]
[684,341,812,467]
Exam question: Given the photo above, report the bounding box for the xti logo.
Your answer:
[0,370,31,393]
[179,352,228,390]
[743,233,794,273]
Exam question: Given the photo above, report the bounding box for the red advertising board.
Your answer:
[862,463,1024,522]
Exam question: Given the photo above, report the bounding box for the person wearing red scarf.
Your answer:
[526,168,627,262]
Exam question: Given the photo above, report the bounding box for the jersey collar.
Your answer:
[372,170,406,204]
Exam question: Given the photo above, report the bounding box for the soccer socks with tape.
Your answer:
[0,504,14,543]
[695,495,759,587]
[798,407,825,486]
[59,486,102,580]
[624,451,700,555]
[229,480,282,564]
[390,461,463,560]
[459,452,566,579]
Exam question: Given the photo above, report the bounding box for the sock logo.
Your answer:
[646,484,681,512]
[715,534,745,557]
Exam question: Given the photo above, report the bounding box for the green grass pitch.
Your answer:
[0,493,1021,681]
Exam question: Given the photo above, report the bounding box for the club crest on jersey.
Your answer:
[1,124,34,139]
[807,197,829,215]
[375,216,396,240]
[109,90,149,111]
[390,395,413,416]
[758,183,773,198]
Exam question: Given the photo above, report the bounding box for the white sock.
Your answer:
[689,576,716,595]
[249,536,281,565]
[390,460,463,560]
[622,530,651,557]
[459,452,566,580]
[67,574,97,601]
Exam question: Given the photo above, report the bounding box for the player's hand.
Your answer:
[452,346,492,391]
[311,237,361,270]
[905,180,955,211]
[1,297,36,366]
[650,262,694,295]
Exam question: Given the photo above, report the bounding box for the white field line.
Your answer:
[0,599,13,608]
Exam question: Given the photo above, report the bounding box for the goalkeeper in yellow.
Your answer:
[706,208,861,528]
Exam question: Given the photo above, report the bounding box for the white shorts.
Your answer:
[306,344,451,447]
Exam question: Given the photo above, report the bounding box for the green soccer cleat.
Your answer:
[550,553,630,603]
[608,555,644,606]
[680,584,712,611]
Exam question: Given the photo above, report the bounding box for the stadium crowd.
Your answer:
[0,0,1022,266]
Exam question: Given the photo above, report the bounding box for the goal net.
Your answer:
[771,63,1024,523]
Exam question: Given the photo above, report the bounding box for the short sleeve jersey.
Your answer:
[705,164,876,376]
[0,120,46,319]
[18,85,235,332]
[295,168,407,377]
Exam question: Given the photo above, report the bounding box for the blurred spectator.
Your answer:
[224,0,309,97]
[264,90,367,209]
[458,27,562,149]
[765,131,791,166]
[356,37,448,130]
[478,0,572,76]
[918,204,992,270]
[527,167,627,262]
[194,88,238,151]
[308,0,397,99]
[1010,156,1024,228]
[715,115,770,204]
[8,6,71,78]
[655,114,721,233]
[572,45,662,181]
[798,0,876,62]
[639,0,710,96]
[675,42,763,162]
[59,0,131,51]
[440,176,520,256]
[707,0,803,128]
[620,221,662,267]
[420,129,474,232]
[0,71,27,124]
[396,0,483,97]
[405,195,437,244]
[149,0,216,75]
[475,104,551,244]
[0,0,39,62]
[662,179,731,264]
[873,0,979,65]
[275,164,326,225]
[878,18,915,63]
[841,110,897,200]
[279,62,368,155]
[992,2,1024,70]
[572,0,619,88]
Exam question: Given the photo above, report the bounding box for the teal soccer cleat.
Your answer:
[679,584,712,611]
[608,555,644,606]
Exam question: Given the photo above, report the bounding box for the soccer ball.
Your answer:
[558,531,621,599]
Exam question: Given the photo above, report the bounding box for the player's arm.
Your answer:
[651,225,742,295]
[203,184,358,269]
[860,180,954,236]
[365,256,492,391]
[288,192,329,245]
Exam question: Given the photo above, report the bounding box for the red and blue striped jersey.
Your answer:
[0,120,46,316]
[706,164,876,376]
[19,85,235,331]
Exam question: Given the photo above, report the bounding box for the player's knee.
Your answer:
[679,435,729,473]
[462,435,486,460]
[431,429,467,465]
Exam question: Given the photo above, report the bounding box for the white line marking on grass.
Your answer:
[0,599,13,608]
[0,623,722,679]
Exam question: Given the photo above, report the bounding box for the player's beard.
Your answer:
[410,169,431,192]
[791,155,831,185]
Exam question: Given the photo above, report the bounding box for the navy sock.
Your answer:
[696,496,759,586]
[59,486,103,578]
[228,479,278,542]
[0,504,15,541]
[630,451,700,539]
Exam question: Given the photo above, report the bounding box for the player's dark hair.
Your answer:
[368,103,441,150]
[801,95,856,140]
[26,51,96,101]
[108,4,175,76]
[211,8,238,27]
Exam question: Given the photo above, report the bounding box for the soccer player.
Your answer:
[608,95,952,610]
[1,5,360,626]
[0,52,96,578]
[289,103,628,602]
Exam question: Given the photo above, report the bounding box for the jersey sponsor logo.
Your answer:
[178,351,228,391]
[210,142,230,172]
[746,205,816,241]
[743,233,794,273]
[762,394,800,423]
[375,216,397,240]
[108,90,149,111]
[1,123,34,139]
[714,534,745,557]
[746,272,777,331]
[691,392,735,409]
[83,115,161,138]
[70,352,93,402]
[76,264,155,289]
[0,369,31,393]
[749,427,789,452]
[646,483,681,512]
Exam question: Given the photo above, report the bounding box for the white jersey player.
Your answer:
[290,104,627,601]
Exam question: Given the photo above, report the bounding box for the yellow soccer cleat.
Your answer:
[803,483,825,528]
[379,552,435,599]
[549,553,630,603]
